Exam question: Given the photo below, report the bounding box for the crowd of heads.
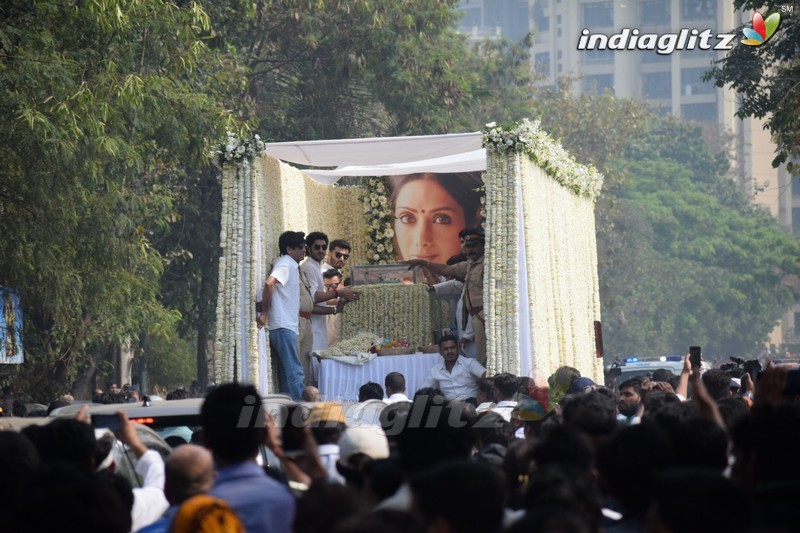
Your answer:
[3,360,800,532]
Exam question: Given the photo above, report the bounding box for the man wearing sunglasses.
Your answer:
[300,231,359,348]
[302,234,360,357]
[322,239,352,273]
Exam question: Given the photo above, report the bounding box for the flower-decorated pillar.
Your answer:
[213,134,370,394]
[483,120,604,383]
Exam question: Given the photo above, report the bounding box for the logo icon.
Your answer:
[741,11,781,46]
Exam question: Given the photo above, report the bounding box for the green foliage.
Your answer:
[704,1,800,173]
[0,0,243,400]
[206,0,479,138]
[1,0,542,399]
[138,329,197,392]
[533,79,652,172]
[455,35,537,127]
[532,88,800,357]
[604,156,800,356]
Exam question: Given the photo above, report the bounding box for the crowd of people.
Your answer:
[2,330,799,532]
[3,217,798,531]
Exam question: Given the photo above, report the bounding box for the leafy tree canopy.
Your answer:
[704,1,800,173]
[533,88,800,357]
[0,0,245,399]
[207,0,479,139]
[0,0,536,400]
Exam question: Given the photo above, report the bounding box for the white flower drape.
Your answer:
[215,152,370,393]
[483,120,604,383]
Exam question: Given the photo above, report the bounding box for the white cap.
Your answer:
[338,425,389,463]
[94,428,115,471]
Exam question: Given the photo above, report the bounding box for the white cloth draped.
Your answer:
[318,353,440,402]
[262,132,482,167]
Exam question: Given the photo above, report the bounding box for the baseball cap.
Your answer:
[338,425,390,464]
[567,377,597,395]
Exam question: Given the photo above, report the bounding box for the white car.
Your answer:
[606,356,710,388]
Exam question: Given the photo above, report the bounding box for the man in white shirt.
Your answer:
[258,231,307,401]
[490,373,519,422]
[301,233,359,358]
[384,372,411,403]
[112,412,169,532]
[422,334,486,400]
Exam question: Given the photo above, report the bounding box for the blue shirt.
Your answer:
[136,506,177,533]
[209,461,295,533]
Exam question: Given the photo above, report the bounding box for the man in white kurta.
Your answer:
[301,232,333,353]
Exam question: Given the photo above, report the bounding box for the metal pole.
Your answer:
[138,330,148,397]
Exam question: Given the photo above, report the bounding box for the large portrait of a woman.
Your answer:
[387,172,483,264]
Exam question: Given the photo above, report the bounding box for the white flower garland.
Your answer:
[483,119,603,201]
[362,178,395,264]
[341,284,451,347]
[245,158,259,383]
[483,120,604,383]
[484,153,521,375]
[212,132,266,167]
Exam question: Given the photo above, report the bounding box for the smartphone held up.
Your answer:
[689,346,702,369]
[91,413,122,432]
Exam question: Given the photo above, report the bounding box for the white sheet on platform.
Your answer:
[318,353,440,402]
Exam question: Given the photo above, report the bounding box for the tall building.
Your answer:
[458,0,799,350]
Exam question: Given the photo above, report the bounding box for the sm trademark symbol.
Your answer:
[781,4,795,13]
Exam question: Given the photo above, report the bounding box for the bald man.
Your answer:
[302,385,321,402]
[138,444,215,533]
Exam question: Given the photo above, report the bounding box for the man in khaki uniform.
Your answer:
[403,227,486,365]
[298,265,315,384]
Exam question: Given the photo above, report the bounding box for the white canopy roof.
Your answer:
[261,132,485,184]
